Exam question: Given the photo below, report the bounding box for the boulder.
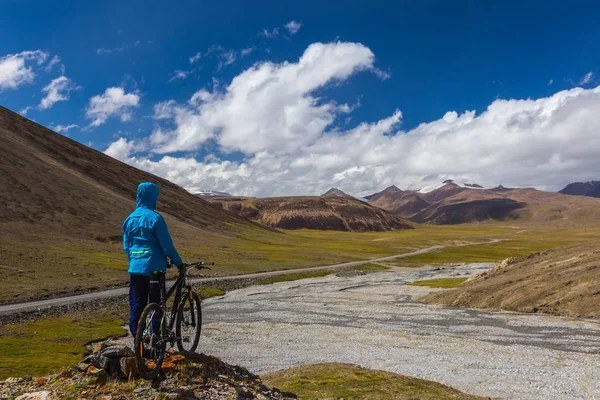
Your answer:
[14,391,54,400]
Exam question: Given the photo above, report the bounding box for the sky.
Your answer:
[2,0,600,197]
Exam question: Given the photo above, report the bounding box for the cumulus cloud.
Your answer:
[85,87,140,127]
[284,21,302,35]
[50,124,79,133]
[0,50,49,91]
[104,42,600,197]
[104,137,145,161]
[148,42,378,154]
[39,76,78,110]
[579,72,593,86]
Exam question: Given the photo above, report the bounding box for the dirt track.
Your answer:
[0,244,447,316]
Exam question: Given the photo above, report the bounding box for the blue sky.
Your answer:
[2,0,600,196]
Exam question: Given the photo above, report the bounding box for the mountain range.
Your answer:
[365,180,600,225]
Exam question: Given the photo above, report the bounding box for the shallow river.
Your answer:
[200,263,600,400]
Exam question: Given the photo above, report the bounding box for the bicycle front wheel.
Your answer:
[176,290,202,353]
[134,303,167,380]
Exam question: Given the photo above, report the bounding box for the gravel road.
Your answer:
[198,264,600,400]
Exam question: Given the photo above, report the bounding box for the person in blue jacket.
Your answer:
[123,182,183,336]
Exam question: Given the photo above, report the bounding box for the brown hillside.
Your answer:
[423,245,600,318]
[419,182,466,203]
[367,187,429,218]
[210,196,413,232]
[0,106,265,303]
[0,106,256,237]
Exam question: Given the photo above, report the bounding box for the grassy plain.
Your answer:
[0,312,126,380]
[262,363,485,400]
[3,223,600,303]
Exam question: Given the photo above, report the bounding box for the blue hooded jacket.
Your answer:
[122,182,183,275]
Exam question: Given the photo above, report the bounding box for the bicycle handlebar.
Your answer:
[168,261,215,273]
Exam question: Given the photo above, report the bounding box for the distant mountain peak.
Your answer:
[193,190,232,199]
[559,180,600,198]
[321,187,353,198]
[380,185,403,194]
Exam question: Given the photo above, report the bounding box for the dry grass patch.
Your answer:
[423,244,600,318]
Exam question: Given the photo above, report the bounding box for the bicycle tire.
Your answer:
[176,290,202,353]
[134,303,167,380]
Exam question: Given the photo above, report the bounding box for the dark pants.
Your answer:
[128,274,161,336]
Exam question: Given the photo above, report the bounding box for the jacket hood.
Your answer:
[136,182,160,210]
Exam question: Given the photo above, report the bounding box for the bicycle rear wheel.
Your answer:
[134,303,167,380]
[176,290,202,353]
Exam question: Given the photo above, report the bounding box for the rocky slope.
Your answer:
[1,341,296,400]
[210,196,413,232]
[559,180,600,198]
[423,245,600,318]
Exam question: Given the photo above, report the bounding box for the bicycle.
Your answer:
[134,261,214,380]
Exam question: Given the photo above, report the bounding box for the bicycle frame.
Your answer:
[152,262,212,338]
[153,269,185,336]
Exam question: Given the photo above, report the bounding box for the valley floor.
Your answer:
[196,265,600,400]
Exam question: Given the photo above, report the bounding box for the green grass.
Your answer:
[0,312,126,380]
[408,277,469,289]
[195,286,226,299]
[354,263,390,271]
[257,270,333,285]
[262,363,484,400]
[4,223,600,303]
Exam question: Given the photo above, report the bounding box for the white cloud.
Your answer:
[19,106,33,116]
[104,137,145,161]
[189,52,202,64]
[148,41,377,155]
[579,72,593,86]
[284,21,302,35]
[0,50,49,91]
[548,79,554,86]
[241,46,256,57]
[96,41,146,56]
[217,50,236,70]
[85,87,140,127]
[153,100,176,119]
[39,76,78,110]
[50,124,79,133]
[96,46,126,55]
[168,70,192,82]
[45,55,63,73]
[104,42,600,197]
[260,27,280,38]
